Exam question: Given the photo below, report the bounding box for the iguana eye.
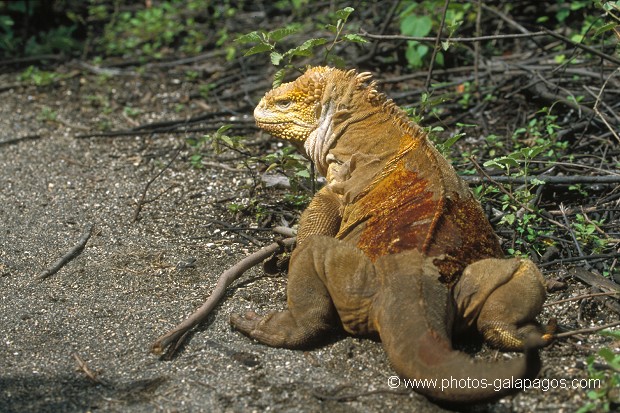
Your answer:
[275,99,292,109]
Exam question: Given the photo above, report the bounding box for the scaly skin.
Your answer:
[231,67,553,403]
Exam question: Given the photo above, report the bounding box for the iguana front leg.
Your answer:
[295,185,343,246]
[230,235,374,348]
[230,239,338,348]
[453,258,553,351]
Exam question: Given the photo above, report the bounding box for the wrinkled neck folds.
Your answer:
[303,71,374,175]
[304,98,336,175]
[303,69,416,177]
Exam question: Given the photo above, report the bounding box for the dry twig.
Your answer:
[36,224,94,281]
[151,237,296,358]
[462,174,620,185]
[73,353,104,385]
[554,320,620,339]
[544,291,620,308]
[424,0,450,92]
[133,147,181,222]
[589,67,620,144]
[0,134,41,146]
[359,30,547,43]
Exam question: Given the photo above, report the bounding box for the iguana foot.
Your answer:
[230,311,262,334]
[454,257,549,351]
[229,237,344,349]
[480,319,555,351]
[230,310,302,348]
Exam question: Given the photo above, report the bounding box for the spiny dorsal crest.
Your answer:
[266,66,421,138]
[296,66,330,103]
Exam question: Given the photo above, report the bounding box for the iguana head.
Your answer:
[254,66,332,148]
[254,66,408,176]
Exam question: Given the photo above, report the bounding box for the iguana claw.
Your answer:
[230,311,262,335]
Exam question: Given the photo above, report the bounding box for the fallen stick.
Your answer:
[36,224,94,281]
[544,291,620,308]
[133,147,181,222]
[73,353,105,385]
[461,174,620,185]
[151,237,296,358]
[553,320,620,339]
[0,134,41,146]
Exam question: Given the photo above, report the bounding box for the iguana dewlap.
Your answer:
[231,67,552,403]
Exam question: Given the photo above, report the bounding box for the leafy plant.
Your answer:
[572,214,609,255]
[577,330,620,413]
[234,7,366,86]
[0,14,16,55]
[37,106,58,122]
[261,146,312,191]
[186,125,246,169]
[24,24,80,55]
[481,118,559,257]
[98,0,221,59]
[398,1,471,68]
[20,65,61,86]
[0,1,81,56]
[399,4,433,68]
[123,106,141,118]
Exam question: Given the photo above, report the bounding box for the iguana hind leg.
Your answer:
[454,258,553,351]
[230,235,374,348]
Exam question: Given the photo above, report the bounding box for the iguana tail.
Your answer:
[375,268,542,404]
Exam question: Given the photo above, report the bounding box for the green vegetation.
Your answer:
[235,6,367,86]
[19,65,62,86]
[187,124,313,210]
[577,329,620,413]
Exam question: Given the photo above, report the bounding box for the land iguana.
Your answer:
[231,66,553,403]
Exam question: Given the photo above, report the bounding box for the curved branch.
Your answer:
[151,237,296,357]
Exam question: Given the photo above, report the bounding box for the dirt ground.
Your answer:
[0,59,617,413]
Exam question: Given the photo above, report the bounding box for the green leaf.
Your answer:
[599,348,620,370]
[270,51,283,66]
[285,37,328,57]
[594,22,617,37]
[441,133,464,149]
[483,156,519,169]
[269,26,301,42]
[435,51,444,66]
[243,42,273,56]
[405,42,424,67]
[219,135,234,147]
[600,329,620,339]
[234,31,261,44]
[335,7,354,21]
[264,163,278,173]
[272,68,287,88]
[502,213,516,225]
[296,169,310,178]
[519,145,545,159]
[0,15,14,27]
[216,124,233,135]
[400,14,433,37]
[342,33,368,43]
[324,23,338,34]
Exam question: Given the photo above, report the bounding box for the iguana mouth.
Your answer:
[255,120,285,125]
[256,120,314,130]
